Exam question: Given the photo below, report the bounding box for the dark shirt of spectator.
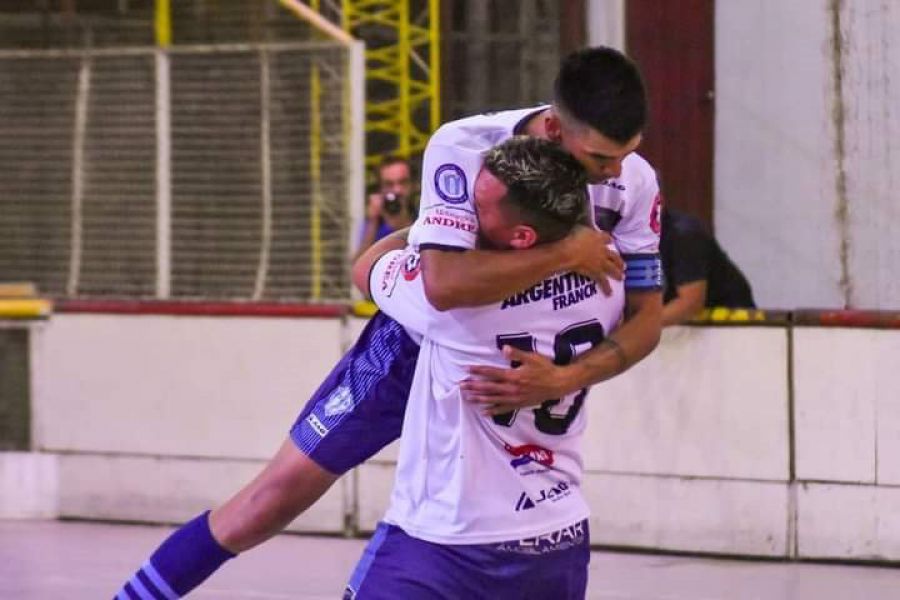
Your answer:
[660,207,755,325]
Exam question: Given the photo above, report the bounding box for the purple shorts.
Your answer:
[290,311,419,475]
[344,520,590,600]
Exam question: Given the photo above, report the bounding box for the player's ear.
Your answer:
[509,225,538,250]
[545,111,562,143]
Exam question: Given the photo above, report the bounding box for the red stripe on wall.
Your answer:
[55,299,348,318]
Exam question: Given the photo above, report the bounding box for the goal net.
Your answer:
[0,27,363,303]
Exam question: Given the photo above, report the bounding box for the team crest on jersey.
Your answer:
[433,163,468,204]
[324,386,355,416]
[402,253,421,281]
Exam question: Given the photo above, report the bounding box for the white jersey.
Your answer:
[410,106,663,290]
[369,247,625,544]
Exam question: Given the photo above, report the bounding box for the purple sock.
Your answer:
[114,511,235,599]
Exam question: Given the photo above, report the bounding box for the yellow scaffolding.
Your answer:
[340,0,440,166]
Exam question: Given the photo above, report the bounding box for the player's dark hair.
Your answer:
[553,46,647,143]
[483,136,588,244]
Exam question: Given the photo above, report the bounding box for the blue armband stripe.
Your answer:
[623,253,663,291]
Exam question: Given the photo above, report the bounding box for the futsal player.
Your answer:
[113,46,661,599]
[345,136,624,599]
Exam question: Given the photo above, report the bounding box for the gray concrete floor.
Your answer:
[1,520,898,599]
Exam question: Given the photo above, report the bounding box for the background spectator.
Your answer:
[661,207,755,326]
[354,156,417,260]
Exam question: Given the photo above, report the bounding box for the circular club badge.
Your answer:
[433,164,468,204]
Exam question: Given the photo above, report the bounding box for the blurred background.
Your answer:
[0,0,898,568]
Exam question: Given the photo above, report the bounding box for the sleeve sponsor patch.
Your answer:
[376,250,407,297]
[420,207,478,234]
[650,192,662,235]
[433,163,469,204]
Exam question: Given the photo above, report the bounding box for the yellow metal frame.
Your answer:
[154,0,171,47]
[157,0,367,301]
[341,0,440,166]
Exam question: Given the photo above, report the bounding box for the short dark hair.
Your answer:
[483,136,588,244]
[553,46,647,144]
[378,155,410,171]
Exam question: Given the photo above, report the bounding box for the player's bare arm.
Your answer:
[463,289,662,413]
[420,225,624,311]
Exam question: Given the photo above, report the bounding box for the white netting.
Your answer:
[0,41,357,302]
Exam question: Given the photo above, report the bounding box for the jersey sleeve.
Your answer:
[614,171,663,292]
[368,248,435,338]
[407,138,483,252]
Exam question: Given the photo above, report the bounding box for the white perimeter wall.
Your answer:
[3,314,899,561]
[586,1,900,309]
[716,0,900,309]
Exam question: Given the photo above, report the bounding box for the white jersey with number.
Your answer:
[409,106,663,290]
[369,247,625,544]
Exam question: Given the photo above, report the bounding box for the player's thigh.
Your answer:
[290,311,419,475]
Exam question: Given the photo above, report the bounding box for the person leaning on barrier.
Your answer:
[353,156,417,261]
[660,206,756,326]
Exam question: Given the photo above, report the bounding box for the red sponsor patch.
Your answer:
[402,253,421,281]
[504,443,555,467]
[649,192,662,235]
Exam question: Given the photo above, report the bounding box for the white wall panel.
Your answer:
[840,2,900,309]
[583,326,789,480]
[797,482,900,560]
[31,314,343,459]
[586,472,789,556]
[793,328,900,483]
[715,1,843,308]
[354,462,395,533]
[57,453,346,533]
[0,452,59,519]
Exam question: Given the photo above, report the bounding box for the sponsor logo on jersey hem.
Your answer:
[306,414,330,438]
[515,492,536,511]
[513,480,573,512]
[494,520,586,555]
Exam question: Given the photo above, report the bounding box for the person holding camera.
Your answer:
[354,156,417,260]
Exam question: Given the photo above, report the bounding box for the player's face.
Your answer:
[472,169,517,250]
[379,162,412,197]
[557,121,642,184]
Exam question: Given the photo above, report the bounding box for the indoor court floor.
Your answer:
[2,520,898,599]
